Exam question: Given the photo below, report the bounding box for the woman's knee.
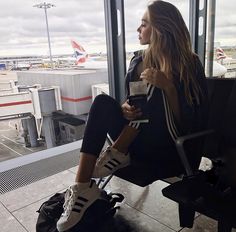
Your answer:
[93,94,113,104]
[93,94,119,109]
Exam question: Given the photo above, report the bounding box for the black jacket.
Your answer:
[124,51,208,177]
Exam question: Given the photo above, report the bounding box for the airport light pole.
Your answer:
[33,2,55,68]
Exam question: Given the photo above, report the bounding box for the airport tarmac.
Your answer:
[0,119,46,163]
[0,70,17,81]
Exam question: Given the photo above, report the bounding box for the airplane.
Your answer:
[212,47,236,77]
[210,61,227,77]
[54,40,107,68]
[70,40,88,64]
[215,47,234,64]
[43,40,88,66]
[206,47,228,77]
[70,40,105,63]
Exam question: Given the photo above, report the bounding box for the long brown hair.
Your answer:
[143,0,201,105]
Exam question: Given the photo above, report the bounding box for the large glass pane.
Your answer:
[0,0,107,162]
[214,0,236,78]
[206,0,236,78]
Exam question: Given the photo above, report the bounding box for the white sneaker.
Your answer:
[92,146,130,178]
[57,180,100,232]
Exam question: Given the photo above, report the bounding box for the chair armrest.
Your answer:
[175,129,214,176]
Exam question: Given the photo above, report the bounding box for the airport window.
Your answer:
[205,0,236,78]
[0,0,107,163]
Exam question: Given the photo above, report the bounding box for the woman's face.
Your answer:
[137,11,152,45]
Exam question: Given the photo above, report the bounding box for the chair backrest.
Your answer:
[221,80,236,147]
[204,78,236,159]
[220,80,236,187]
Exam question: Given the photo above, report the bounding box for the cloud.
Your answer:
[0,0,235,56]
[0,0,108,55]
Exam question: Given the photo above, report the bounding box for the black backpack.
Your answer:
[36,190,124,232]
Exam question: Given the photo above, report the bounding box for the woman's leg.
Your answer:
[76,94,139,180]
[75,127,140,182]
[91,124,139,178]
[80,94,127,156]
[112,125,139,153]
[57,95,139,232]
[75,153,97,183]
[74,95,127,180]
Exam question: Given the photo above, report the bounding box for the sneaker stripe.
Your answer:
[75,202,84,207]
[72,208,81,213]
[112,158,121,165]
[77,196,88,202]
[103,157,125,171]
[104,164,113,170]
[108,160,118,167]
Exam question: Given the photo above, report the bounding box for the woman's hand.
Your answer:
[122,100,142,121]
[140,68,174,90]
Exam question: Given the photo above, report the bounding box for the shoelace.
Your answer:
[62,187,76,217]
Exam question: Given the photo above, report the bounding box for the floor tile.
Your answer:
[181,214,236,232]
[1,167,235,232]
[105,176,181,231]
[13,197,49,232]
[98,203,176,232]
[0,202,27,232]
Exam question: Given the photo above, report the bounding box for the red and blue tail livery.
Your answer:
[71,40,88,64]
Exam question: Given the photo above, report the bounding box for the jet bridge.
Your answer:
[0,85,62,148]
[0,91,34,118]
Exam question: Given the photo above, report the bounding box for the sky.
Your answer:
[0,0,235,57]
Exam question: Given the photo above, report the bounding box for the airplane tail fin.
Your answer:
[71,40,88,64]
[216,47,227,61]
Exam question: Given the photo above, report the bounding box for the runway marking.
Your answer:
[0,142,23,156]
[1,135,34,152]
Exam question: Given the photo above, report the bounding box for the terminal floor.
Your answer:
[1,166,235,232]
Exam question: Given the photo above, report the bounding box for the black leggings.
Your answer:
[80,94,184,179]
[80,94,127,156]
